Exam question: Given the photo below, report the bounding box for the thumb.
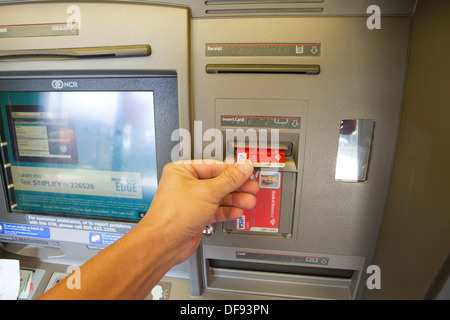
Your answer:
[209,160,254,197]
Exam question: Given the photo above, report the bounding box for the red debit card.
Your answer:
[236,170,282,233]
[235,148,285,167]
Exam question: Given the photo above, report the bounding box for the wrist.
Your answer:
[138,208,202,266]
[133,216,181,267]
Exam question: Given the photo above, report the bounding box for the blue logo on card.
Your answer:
[237,216,245,230]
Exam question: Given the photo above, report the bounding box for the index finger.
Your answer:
[173,159,233,179]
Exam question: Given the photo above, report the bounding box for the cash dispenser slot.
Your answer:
[0,44,151,61]
[206,64,320,74]
[209,259,355,279]
[205,260,359,299]
[202,248,365,300]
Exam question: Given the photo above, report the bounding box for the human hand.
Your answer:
[141,160,258,264]
[38,160,257,300]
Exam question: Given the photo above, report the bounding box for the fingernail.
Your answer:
[235,159,253,175]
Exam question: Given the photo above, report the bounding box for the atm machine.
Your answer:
[0,0,416,299]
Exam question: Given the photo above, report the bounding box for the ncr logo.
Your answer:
[51,79,78,89]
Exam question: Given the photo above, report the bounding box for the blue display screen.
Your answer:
[0,91,158,220]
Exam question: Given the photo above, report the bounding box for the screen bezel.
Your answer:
[0,72,179,222]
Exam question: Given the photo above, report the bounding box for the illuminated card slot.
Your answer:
[235,147,285,168]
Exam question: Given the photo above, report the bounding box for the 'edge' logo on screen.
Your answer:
[51,79,78,89]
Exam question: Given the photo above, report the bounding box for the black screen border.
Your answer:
[0,71,179,222]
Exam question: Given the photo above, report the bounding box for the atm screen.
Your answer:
[0,75,178,221]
